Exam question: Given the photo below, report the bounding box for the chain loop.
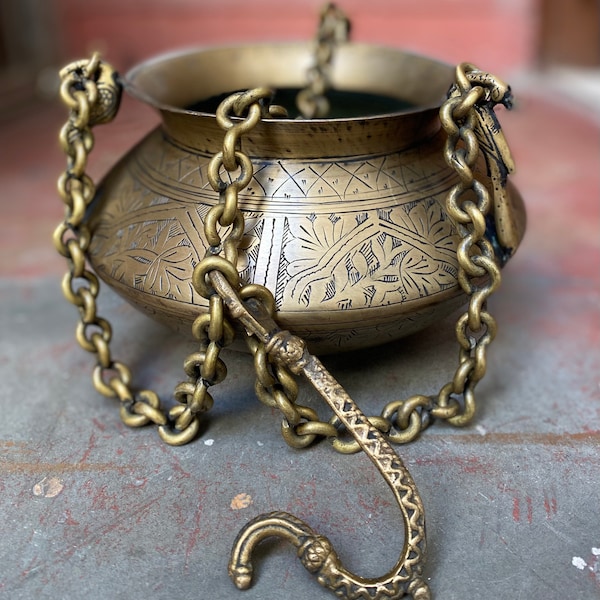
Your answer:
[256,64,513,451]
[420,63,510,429]
[283,412,339,449]
[174,88,282,445]
[296,3,350,118]
[328,415,391,454]
[56,55,209,444]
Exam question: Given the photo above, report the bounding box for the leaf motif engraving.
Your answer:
[283,198,459,309]
[101,218,194,300]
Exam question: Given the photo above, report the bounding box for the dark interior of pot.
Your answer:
[187,88,415,119]
[124,42,455,118]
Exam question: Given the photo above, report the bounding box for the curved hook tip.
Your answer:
[230,510,430,599]
[229,564,253,590]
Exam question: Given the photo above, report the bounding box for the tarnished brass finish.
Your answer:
[181,89,430,598]
[213,273,429,600]
[55,8,526,597]
[56,55,173,436]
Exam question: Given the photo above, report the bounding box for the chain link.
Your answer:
[55,55,177,438]
[192,88,341,450]
[181,89,294,443]
[296,3,350,118]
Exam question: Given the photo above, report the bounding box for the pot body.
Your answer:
[87,43,525,353]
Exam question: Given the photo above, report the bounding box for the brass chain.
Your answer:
[56,55,511,454]
[178,89,286,442]
[324,64,509,453]
[55,54,176,440]
[187,90,340,450]
[204,65,506,453]
[257,63,511,454]
[296,3,350,119]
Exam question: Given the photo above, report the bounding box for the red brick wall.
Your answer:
[54,0,539,75]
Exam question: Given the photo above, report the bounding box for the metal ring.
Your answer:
[120,402,151,428]
[76,318,112,352]
[252,345,278,388]
[191,312,236,348]
[272,363,299,400]
[273,388,302,426]
[280,405,323,449]
[192,256,240,299]
[254,380,277,408]
[173,381,195,405]
[62,270,99,307]
[207,295,224,342]
[207,150,254,192]
[239,284,277,317]
[66,238,86,278]
[447,385,476,427]
[295,419,338,439]
[204,203,245,246]
[430,382,461,421]
[132,400,167,426]
[77,287,97,325]
[386,411,422,445]
[158,417,201,446]
[382,395,431,431]
[138,389,161,409]
[191,385,215,414]
[200,344,228,385]
[92,361,131,399]
[328,414,391,454]
[91,332,112,369]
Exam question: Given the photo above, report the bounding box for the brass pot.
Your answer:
[87,42,525,353]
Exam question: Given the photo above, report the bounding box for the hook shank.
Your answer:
[210,271,430,599]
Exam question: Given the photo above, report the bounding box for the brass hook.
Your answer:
[208,271,431,600]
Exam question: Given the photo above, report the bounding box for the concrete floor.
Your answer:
[1,73,599,600]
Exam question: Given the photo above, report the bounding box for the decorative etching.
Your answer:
[282,199,457,311]
[88,129,464,349]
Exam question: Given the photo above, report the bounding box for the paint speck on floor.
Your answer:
[230,493,253,510]
[204,439,214,446]
[32,476,64,498]
[572,556,587,570]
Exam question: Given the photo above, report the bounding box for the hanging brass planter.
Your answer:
[55,5,525,599]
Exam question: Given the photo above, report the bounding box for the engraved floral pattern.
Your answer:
[283,198,458,310]
[87,129,465,349]
[110,219,194,299]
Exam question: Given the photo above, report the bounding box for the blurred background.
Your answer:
[1,0,599,115]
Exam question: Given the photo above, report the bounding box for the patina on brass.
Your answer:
[55,5,526,599]
[220,275,430,600]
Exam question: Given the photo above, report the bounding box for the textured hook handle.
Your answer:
[208,272,430,600]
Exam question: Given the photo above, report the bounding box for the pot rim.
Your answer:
[121,41,455,123]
